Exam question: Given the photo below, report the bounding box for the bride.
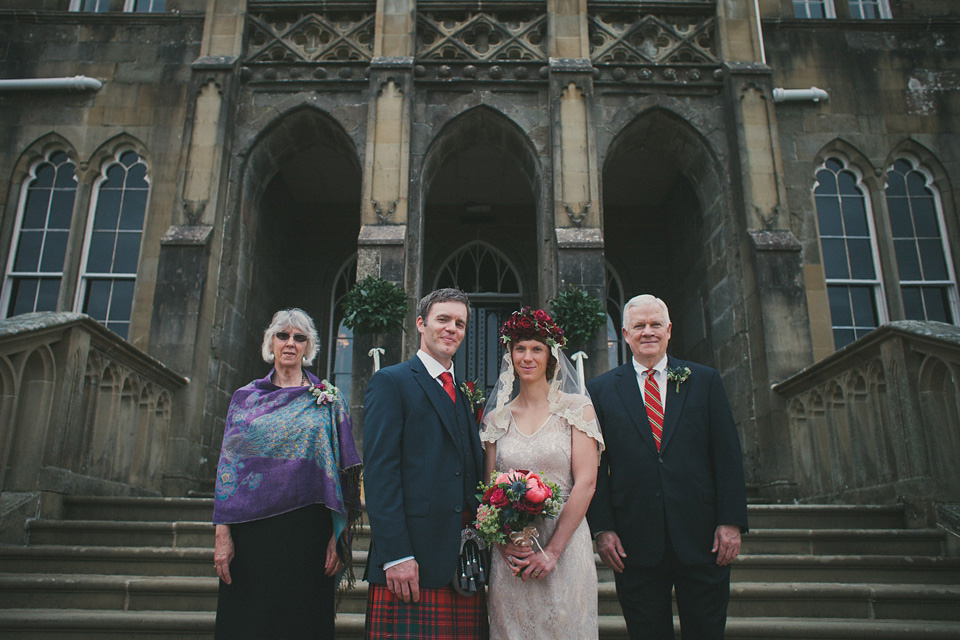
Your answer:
[480,307,604,639]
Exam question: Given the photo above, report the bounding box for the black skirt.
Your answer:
[215,504,336,639]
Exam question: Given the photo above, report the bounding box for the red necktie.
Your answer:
[644,369,663,451]
[439,371,456,404]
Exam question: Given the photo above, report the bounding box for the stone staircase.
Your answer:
[1,498,959,639]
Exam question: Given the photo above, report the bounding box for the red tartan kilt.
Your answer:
[365,582,488,639]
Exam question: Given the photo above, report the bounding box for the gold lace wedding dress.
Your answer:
[482,395,601,640]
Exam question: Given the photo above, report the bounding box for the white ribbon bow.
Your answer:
[570,351,588,393]
[368,347,385,373]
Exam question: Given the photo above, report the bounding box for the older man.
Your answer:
[363,288,487,639]
[586,294,748,639]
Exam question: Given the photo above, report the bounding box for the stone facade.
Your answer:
[0,1,957,511]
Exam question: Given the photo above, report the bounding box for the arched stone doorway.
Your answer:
[419,107,541,390]
[221,107,362,388]
[602,109,727,367]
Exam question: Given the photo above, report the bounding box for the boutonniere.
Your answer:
[666,366,692,392]
[460,380,486,422]
[310,379,340,405]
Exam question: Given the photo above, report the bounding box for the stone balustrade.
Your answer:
[773,321,960,516]
[0,313,188,499]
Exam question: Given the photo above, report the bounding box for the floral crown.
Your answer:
[499,307,567,350]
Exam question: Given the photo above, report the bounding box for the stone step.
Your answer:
[0,574,219,611]
[746,505,905,530]
[2,609,959,640]
[25,519,214,548]
[62,496,214,523]
[729,554,960,584]
[741,528,946,556]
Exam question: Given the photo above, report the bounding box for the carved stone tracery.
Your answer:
[245,12,375,63]
[589,13,718,66]
[417,12,546,61]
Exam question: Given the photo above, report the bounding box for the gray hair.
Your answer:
[417,288,472,325]
[622,294,671,328]
[261,308,320,365]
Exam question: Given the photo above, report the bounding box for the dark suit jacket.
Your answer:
[586,356,748,566]
[362,356,484,588]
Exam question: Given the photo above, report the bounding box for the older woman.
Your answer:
[213,308,362,639]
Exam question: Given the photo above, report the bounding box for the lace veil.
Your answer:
[480,346,605,457]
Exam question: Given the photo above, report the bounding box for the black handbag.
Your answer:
[451,527,490,596]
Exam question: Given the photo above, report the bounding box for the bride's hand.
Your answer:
[497,541,533,576]
[520,550,557,582]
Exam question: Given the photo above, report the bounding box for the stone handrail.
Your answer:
[773,321,960,511]
[0,313,188,497]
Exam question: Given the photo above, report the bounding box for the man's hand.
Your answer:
[385,558,420,603]
[712,524,742,566]
[595,531,627,573]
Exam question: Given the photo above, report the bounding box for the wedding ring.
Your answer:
[533,570,540,577]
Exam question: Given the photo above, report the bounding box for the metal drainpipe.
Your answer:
[773,87,830,103]
[0,76,103,91]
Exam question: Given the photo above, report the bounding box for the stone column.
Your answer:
[547,1,606,380]
[351,0,417,442]
[718,2,814,498]
[149,0,245,496]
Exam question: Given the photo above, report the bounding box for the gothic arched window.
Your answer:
[885,158,958,323]
[77,150,149,339]
[327,255,357,405]
[2,151,77,317]
[605,262,626,369]
[814,157,886,349]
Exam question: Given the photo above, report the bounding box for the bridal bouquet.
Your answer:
[473,469,563,550]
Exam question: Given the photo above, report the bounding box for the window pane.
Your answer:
[86,231,115,273]
[821,238,849,279]
[847,239,876,280]
[885,166,906,196]
[837,170,858,195]
[83,280,111,321]
[40,230,69,272]
[911,196,938,238]
[48,189,75,229]
[901,287,924,320]
[113,232,142,274]
[816,195,843,235]
[36,278,60,312]
[886,197,913,238]
[22,189,50,229]
[9,279,38,316]
[94,190,122,230]
[893,239,921,280]
[815,168,838,194]
[918,239,948,280]
[850,286,877,327]
[107,322,129,340]
[108,280,135,322]
[103,164,125,189]
[922,287,952,323]
[119,189,146,230]
[841,196,868,236]
[834,328,856,350]
[14,231,42,272]
[828,286,853,326]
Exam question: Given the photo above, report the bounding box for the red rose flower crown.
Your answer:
[499,307,567,350]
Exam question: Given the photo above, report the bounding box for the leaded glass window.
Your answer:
[793,0,835,18]
[435,241,520,295]
[3,151,77,317]
[606,263,626,369]
[78,150,149,339]
[72,0,112,11]
[327,255,356,406]
[848,0,891,19]
[885,159,957,323]
[131,0,166,11]
[815,158,885,349]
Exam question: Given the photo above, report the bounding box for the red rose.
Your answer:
[487,487,509,508]
[518,498,544,514]
[533,310,550,323]
[465,380,476,392]
[516,316,534,331]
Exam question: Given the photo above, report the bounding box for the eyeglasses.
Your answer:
[276,331,308,343]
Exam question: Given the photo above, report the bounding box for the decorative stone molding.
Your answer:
[589,12,718,66]
[372,199,399,223]
[245,12,375,63]
[563,201,591,227]
[417,11,547,61]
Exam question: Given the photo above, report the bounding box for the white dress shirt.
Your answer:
[632,354,668,409]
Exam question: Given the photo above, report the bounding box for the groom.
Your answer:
[363,288,487,639]
[587,294,748,639]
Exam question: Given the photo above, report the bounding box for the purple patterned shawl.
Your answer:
[213,370,362,548]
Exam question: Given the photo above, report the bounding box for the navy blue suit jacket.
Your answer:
[362,356,484,588]
[586,357,748,566]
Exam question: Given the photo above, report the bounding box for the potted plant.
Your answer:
[342,275,407,371]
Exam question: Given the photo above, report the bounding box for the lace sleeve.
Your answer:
[480,406,510,444]
[553,392,605,461]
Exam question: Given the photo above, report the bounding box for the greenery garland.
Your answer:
[549,286,606,348]
[342,276,408,336]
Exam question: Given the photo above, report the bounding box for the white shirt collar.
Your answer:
[632,354,668,377]
[417,349,455,382]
